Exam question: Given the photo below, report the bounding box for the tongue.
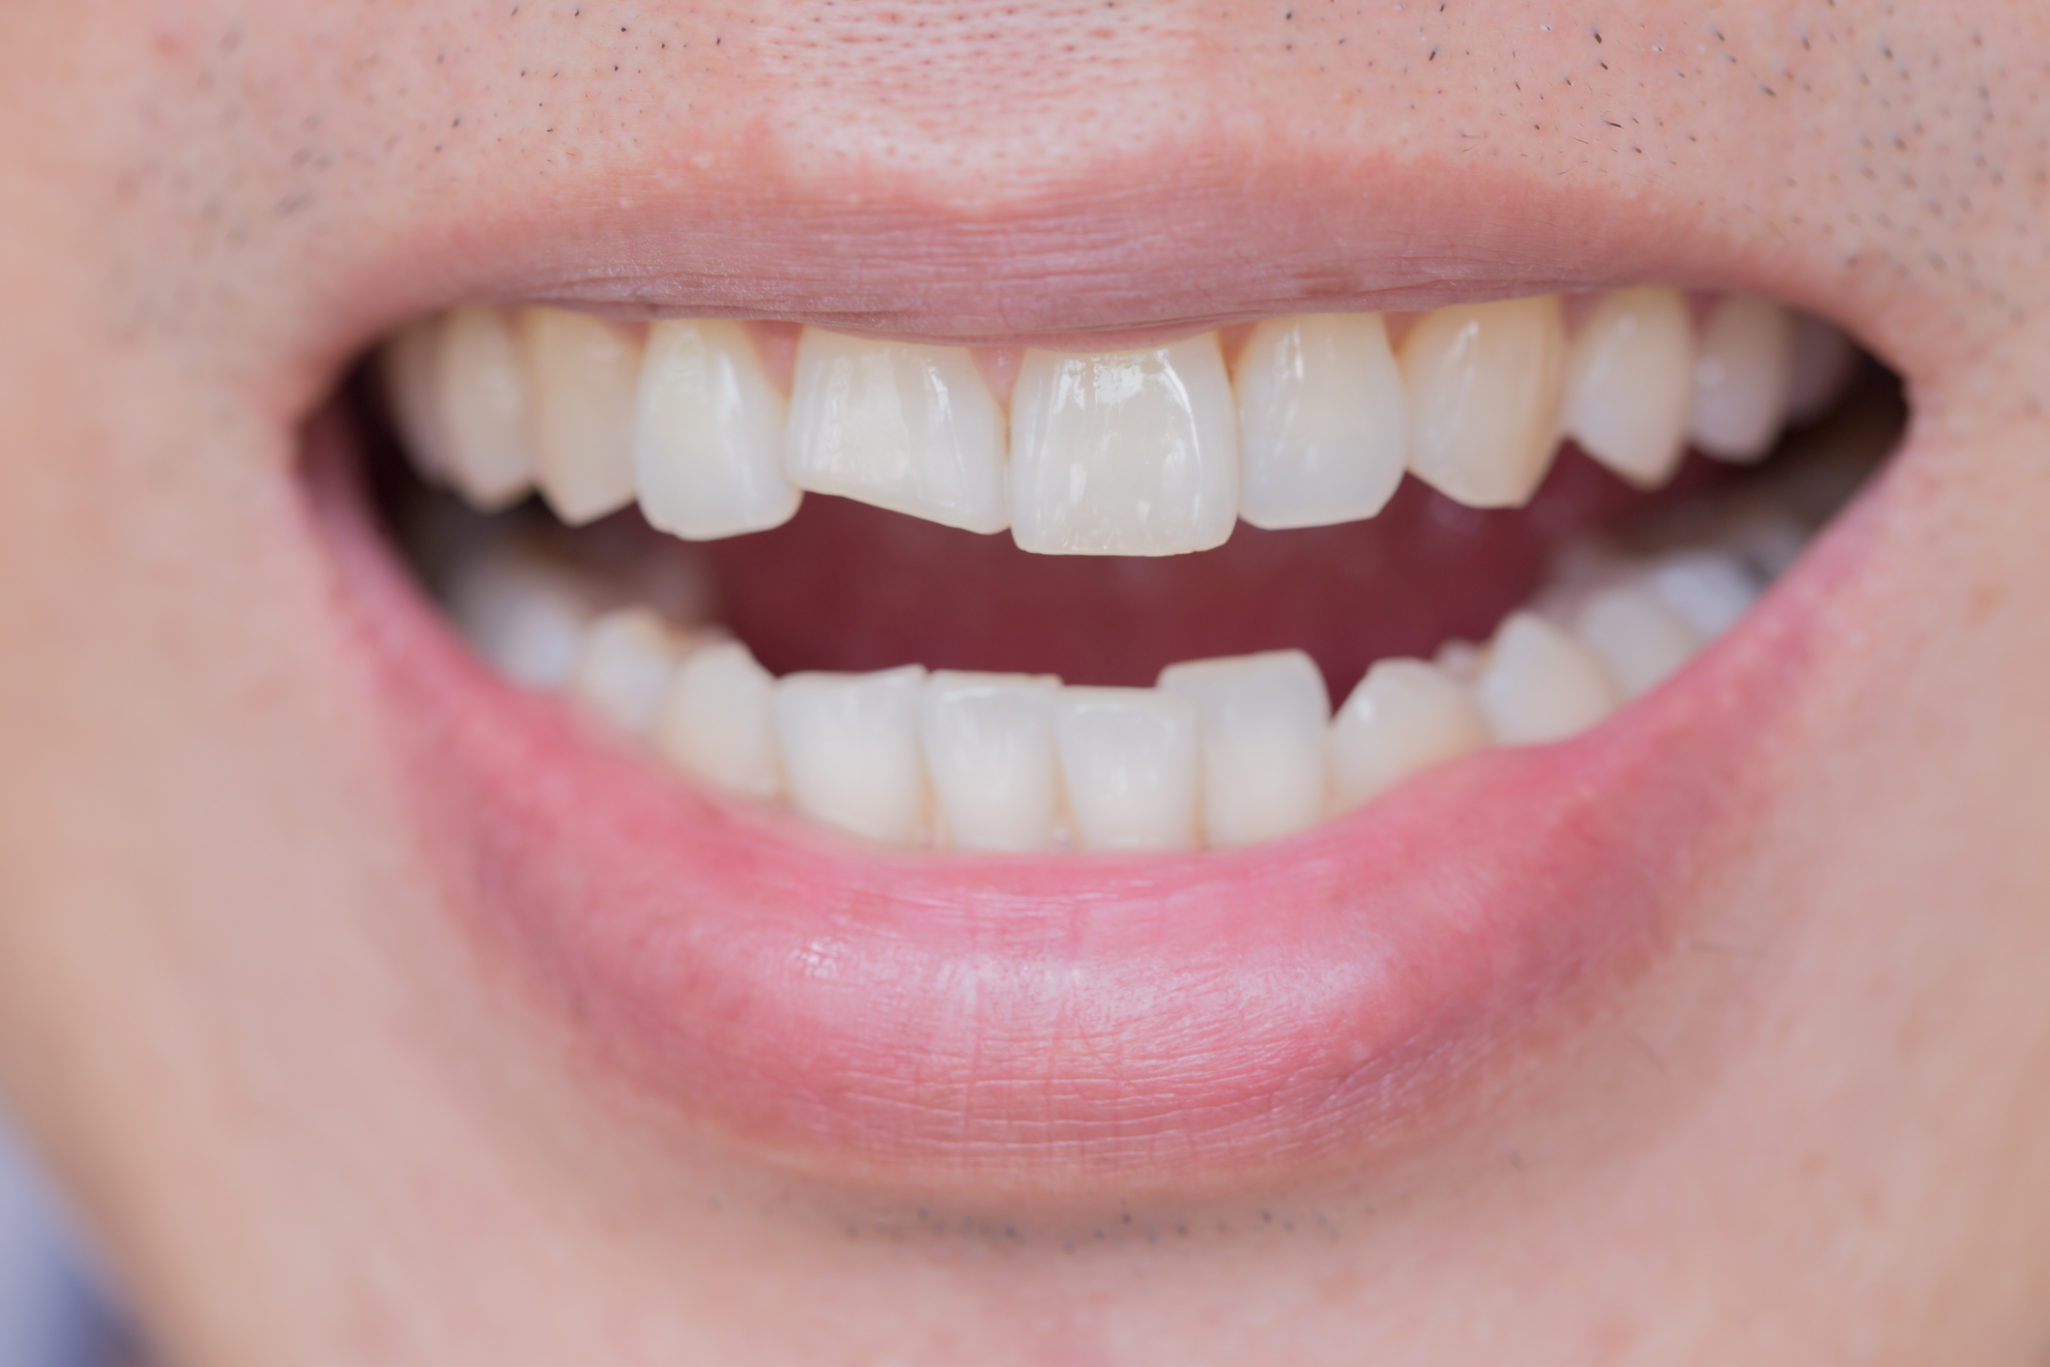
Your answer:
[702,447,1708,698]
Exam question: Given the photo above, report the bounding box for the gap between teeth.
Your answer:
[383,291,1853,555]
[440,505,1812,853]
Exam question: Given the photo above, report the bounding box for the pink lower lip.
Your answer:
[311,417,1866,1202]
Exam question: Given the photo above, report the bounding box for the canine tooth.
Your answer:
[1052,687,1201,851]
[1475,611,1622,745]
[1562,288,1694,489]
[432,306,539,510]
[1234,314,1408,528]
[785,331,1009,534]
[382,316,453,484]
[1401,295,1568,508]
[569,607,682,737]
[1787,315,1857,424]
[654,641,782,799]
[776,666,929,844]
[921,672,1061,852]
[1158,651,1330,846]
[1572,584,1703,698]
[1010,335,1239,555]
[1688,296,1796,462]
[1329,659,1490,809]
[443,540,605,690]
[520,307,643,524]
[1644,551,1760,639]
[634,320,799,540]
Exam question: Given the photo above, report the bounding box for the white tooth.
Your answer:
[775,666,929,844]
[1009,335,1239,555]
[443,539,605,690]
[1051,687,1200,851]
[785,330,1009,533]
[432,306,539,510]
[654,641,782,798]
[1434,638,1483,683]
[1474,611,1622,745]
[1571,584,1704,699]
[1234,314,1408,528]
[633,319,800,540]
[1157,650,1330,846]
[519,307,643,525]
[1328,658,1490,809]
[1644,550,1760,639]
[383,316,453,484]
[920,672,1061,852]
[1688,295,1796,462]
[1561,288,1694,489]
[569,607,681,737]
[1400,295,1568,508]
[1786,314,1856,425]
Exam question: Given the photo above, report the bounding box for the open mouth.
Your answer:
[318,281,1901,1199]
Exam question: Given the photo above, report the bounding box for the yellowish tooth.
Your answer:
[435,306,539,510]
[1561,288,1694,490]
[1400,295,1567,508]
[1328,658,1490,809]
[1474,611,1621,745]
[1234,314,1408,529]
[1688,295,1795,463]
[634,320,800,540]
[519,307,643,525]
[655,641,782,798]
[381,316,451,484]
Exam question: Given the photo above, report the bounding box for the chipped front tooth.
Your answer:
[1787,314,1857,425]
[1158,651,1330,846]
[519,307,643,525]
[443,539,606,690]
[433,306,539,510]
[921,672,1061,852]
[654,641,782,799]
[775,666,929,844]
[1688,295,1796,463]
[1234,314,1408,529]
[785,331,1009,534]
[1644,550,1760,639]
[1052,687,1201,852]
[1474,611,1622,745]
[1571,583,1703,699]
[634,319,800,541]
[1401,295,1568,508]
[1009,335,1239,555]
[1329,658,1490,809]
[569,607,682,737]
[1562,288,1694,489]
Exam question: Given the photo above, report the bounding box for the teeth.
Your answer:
[1234,314,1409,529]
[1688,296,1796,463]
[1329,658,1491,809]
[633,320,800,540]
[1052,687,1201,851]
[1561,288,1694,489]
[443,538,606,690]
[655,641,782,798]
[519,307,643,525]
[382,316,454,485]
[569,607,683,736]
[775,666,930,844]
[1474,611,1621,745]
[1570,583,1703,699]
[1009,335,1239,555]
[432,306,540,510]
[921,672,1062,852]
[1401,295,1568,508]
[1643,550,1760,639]
[785,331,1009,534]
[1157,651,1330,846]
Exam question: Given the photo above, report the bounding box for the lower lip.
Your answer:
[309,415,1866,1203]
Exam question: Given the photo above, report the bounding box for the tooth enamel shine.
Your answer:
[1234,314,1409,529]
[634,319,800,541]
[1401,295,1568,509]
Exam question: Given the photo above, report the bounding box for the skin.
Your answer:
[2,1,2048,1362]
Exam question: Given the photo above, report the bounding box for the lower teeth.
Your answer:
[399,382,1893,855]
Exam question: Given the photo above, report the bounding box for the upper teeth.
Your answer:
[384,292,1846,554]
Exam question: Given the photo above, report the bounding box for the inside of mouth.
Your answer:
[362,295,1903,855]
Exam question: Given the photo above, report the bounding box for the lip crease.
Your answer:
[306,371,1884,1198]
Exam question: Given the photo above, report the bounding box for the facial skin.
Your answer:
[1,2,2048,1362]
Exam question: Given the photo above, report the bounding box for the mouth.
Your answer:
[315,269,1901,1201]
